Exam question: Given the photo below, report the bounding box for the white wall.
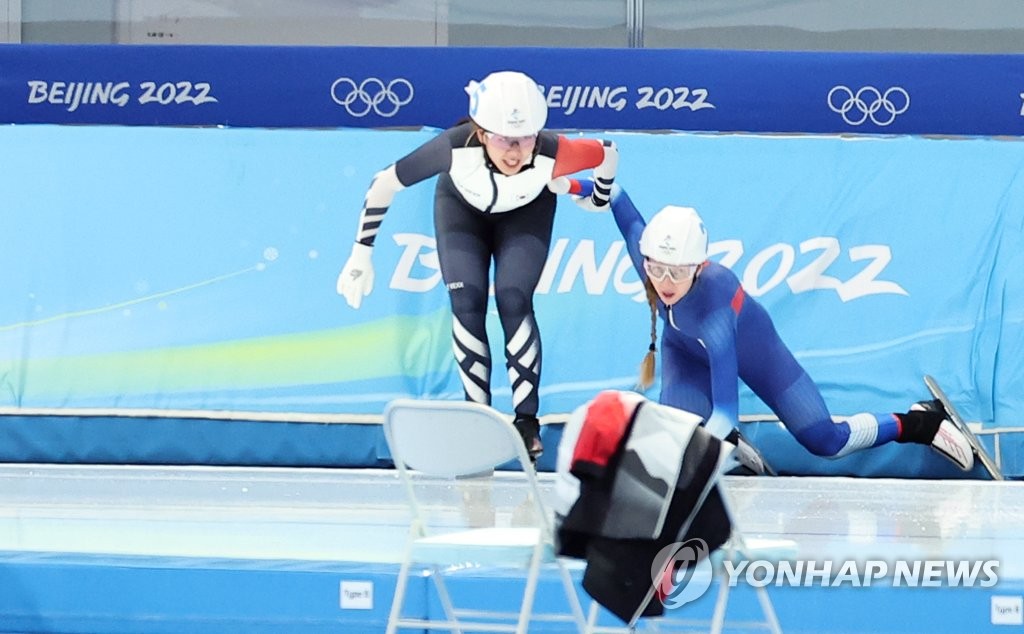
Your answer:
[113,0,447,46]
[644,0,1024,52]
[13,0,1024,51]
[2,0,22,43]
[21,0,115,43]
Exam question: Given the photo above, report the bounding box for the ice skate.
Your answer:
[922,375,1003,479]
[899,397,973,472]
[513,415,543,461]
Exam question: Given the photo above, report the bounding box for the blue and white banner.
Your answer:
[1,125,1022,435]
[2,44,1024,135]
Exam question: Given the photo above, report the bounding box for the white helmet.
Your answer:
[639,205,708,265]
[465,71,547,136]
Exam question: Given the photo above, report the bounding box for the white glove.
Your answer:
[547,176,572,194]
[336,242,375,309]
[572,194,609,213]
[548,176,608,212]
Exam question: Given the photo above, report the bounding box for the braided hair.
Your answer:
[637,277,659,390]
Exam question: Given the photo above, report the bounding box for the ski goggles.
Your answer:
[483,131,537,151]
[643,258,700,283]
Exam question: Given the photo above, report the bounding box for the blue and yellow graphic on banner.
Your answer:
[1,125,1022,433]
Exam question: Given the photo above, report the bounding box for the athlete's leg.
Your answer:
[434,177,495,405]
[736,297,899,457]
[741,329,971,468]
[491,192,556,419]
[734,292,971,468]
[658,336,713,421]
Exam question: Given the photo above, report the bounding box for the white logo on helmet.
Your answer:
[640,206,708,266]
[465,70,547,136]
[506,107,527,130]
[655,236,678,261]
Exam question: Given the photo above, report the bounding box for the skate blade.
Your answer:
[924,375,1003,481]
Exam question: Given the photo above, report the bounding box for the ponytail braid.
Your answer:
[637,278,659,390]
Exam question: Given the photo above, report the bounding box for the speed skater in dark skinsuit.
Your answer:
[337,71,619,459]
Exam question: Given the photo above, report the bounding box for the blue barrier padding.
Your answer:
[0,552,416,634]
[2,414,1012,481]
[0,413,560,471]
[430,563,1024,634]
[0,416,392,468]
[1,549,1015,633]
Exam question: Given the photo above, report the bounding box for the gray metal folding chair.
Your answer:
[383,398,587,634]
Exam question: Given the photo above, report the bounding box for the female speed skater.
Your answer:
[337,71,619,459]
[552,178,974,472]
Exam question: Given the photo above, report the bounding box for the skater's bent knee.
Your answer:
[793,427,846,458]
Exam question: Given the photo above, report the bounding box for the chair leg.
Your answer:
[586,600,601,633]
[710,570,731,634]
[388,522,426,634]
[430,566,464,633]
[386,558,413,634]
[515,541,545,634]
[556,560,587,633]
[710,563,782,634]
[754,584,783,634]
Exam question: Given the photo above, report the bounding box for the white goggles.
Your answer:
[643,259,699,283]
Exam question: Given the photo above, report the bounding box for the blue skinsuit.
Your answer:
[608,187,899,457]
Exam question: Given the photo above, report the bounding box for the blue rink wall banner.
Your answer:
[2,44,1024,135]
[1,126,1022,439]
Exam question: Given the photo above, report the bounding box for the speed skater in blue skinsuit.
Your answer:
[554,178,973,472]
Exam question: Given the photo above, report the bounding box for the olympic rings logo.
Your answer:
[330,77,414,117]
[827,85,910,126]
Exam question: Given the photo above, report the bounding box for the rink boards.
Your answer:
[0,465,1021,633]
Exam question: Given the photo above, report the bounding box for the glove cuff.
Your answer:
[547,176,572,195]
[351,241,374,257]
